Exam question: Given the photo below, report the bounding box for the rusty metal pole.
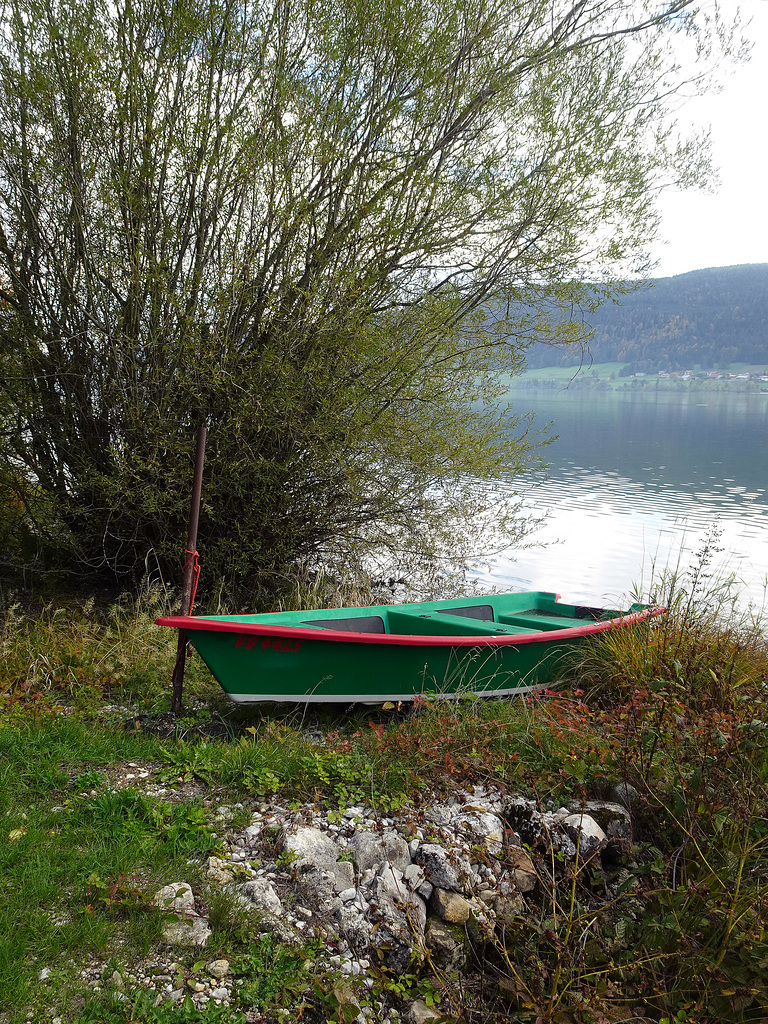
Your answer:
[171,423,207,716]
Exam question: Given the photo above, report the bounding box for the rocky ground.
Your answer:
[39,757,641,1024]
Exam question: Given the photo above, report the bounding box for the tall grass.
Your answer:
[575,541,768,711]
[0,568,394,718]
[0,585,220,715]
[546,549,768,1022]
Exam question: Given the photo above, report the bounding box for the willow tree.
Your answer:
[0,0,737,599]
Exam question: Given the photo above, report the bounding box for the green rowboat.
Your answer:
[156,591,663,704]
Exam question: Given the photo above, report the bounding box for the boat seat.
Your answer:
[442,604,494,621]
[300,615,386,633]
[573,605,615,620]
[386,609,533,637]
[499,609,611,631]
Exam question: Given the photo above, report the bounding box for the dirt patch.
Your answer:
[121,712,234,742]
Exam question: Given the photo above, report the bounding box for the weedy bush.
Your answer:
[527,554,768,1022]
[574,534,768,710]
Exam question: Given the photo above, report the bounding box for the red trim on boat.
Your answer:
[156,606,665,647]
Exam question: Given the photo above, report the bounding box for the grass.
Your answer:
[505,361,768,390]
[1,566,768,1022]
[507,361,627,385]
[0,719,223,1014]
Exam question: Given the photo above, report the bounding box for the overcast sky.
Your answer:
[649,0,768,278]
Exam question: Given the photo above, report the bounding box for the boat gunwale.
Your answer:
[156,605,664,647]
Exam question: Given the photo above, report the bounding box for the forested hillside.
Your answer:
[525,264,768,372]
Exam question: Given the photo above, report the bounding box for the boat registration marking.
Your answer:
[235,634,302,653]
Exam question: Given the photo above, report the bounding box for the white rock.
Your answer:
[377,864,404,895]
[350,831,411,874]
[416,879,433,900]
[332,859,355,892]
[152,882,196,916]
[453,811,505,854]
[162,916,212,947]
[338,905,372,951]
[424,805,453,826]
[372,888,427,974]
[207,959,230,979]
[153,882,213,946]
[561,813,606,857]
[280,825,341,871]
[416,844,469,891]
[583,800,633,840]
[403,863,427,891]
[206,856,235,883]
[241,878,283,916]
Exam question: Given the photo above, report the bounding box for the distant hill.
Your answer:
[524,264,768,373]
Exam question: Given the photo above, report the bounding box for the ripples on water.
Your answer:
[475,389,768,610]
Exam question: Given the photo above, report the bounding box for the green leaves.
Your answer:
[236,934,314,1012]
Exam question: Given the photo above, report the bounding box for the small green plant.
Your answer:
[158,740,218,785]
[84,871,151,917]
[75,991,246,1022]
[67,788,219,859]
[275,848,299,868]
[74,767,107,790]
[235,934,316,1012]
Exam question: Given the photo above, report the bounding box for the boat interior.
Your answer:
[294,596,626,637]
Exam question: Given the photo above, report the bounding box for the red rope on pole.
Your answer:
[171,548,202,695]
[171,424,206,717]
[183,547,201,615]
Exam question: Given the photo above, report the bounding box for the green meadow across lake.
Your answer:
[157,591,662,703]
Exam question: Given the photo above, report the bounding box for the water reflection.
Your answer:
[478,389,768,608]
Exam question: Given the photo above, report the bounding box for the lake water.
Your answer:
[474,388,768,610]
